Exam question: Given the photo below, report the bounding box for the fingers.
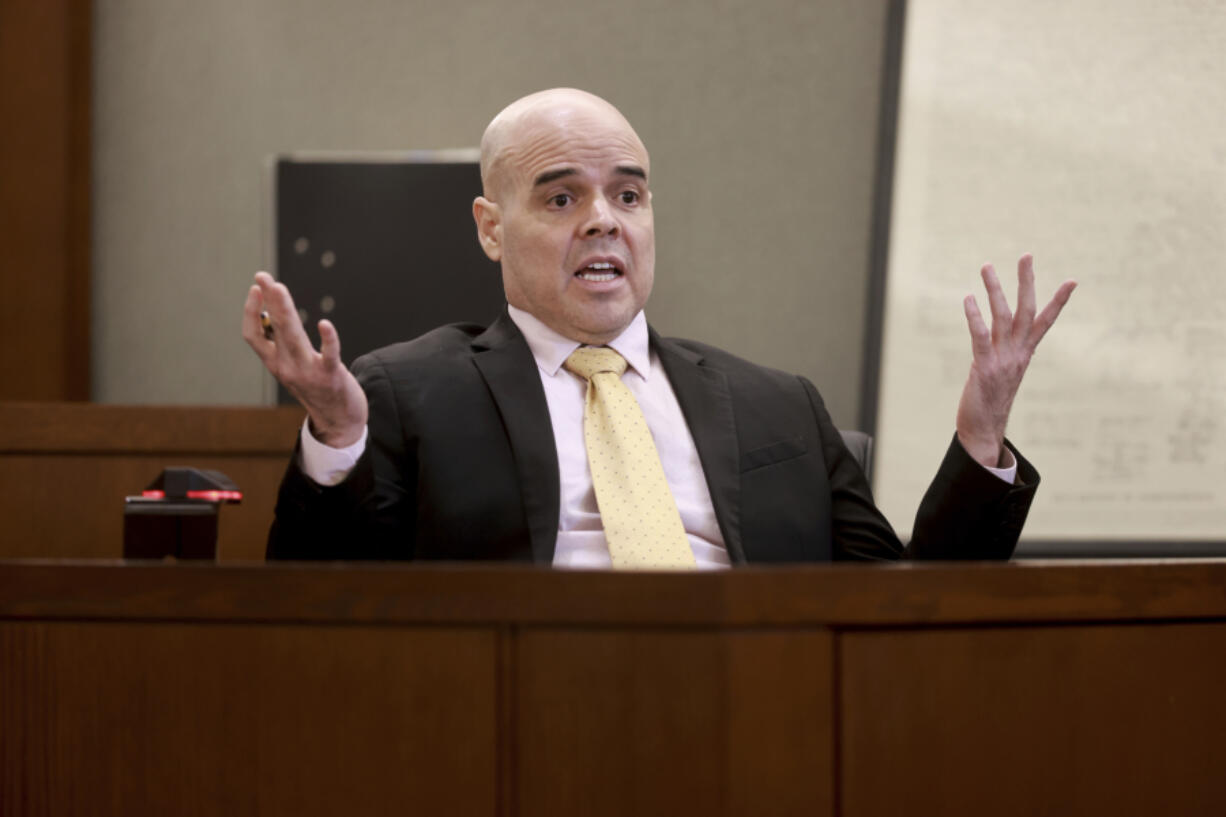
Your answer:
[1029,279,1078,347]
[980,263,1013,343]
[242,284,278,364]
[965,256,1075,357]
[318,319,343,369]
[963,294,993,359]
[1014,253,1037,336]
[242,273,360,428]
[252,271,315,365]
[242,283,264,342]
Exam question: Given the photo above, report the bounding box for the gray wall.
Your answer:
[92,0,891,428]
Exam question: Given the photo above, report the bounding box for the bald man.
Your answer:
[243,88,1074,564]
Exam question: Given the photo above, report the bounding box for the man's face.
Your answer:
[476,103,654,345]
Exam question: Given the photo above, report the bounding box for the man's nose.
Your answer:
[581,195,619,237]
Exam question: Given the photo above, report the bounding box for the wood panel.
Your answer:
[2,562,1226,816]
[3,560,1226,627]
[0,621,499,817]
[516,628,833,816]
[0,403,302,560]
[0,454,290,560]
[0,0,91,399]
[839,623,1226,816]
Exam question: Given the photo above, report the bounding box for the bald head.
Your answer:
[471,88,657,345]
[479,88,648,201]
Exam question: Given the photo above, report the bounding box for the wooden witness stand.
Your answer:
[3,559,1225,816]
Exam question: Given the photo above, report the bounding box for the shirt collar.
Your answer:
[506,305,652,381]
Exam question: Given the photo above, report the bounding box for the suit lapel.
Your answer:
[652,330,745,564]
[472,312,560,564]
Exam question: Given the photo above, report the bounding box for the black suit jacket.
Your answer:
[268,311,1038,562]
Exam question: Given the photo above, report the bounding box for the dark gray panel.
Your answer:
[275,159,505,404]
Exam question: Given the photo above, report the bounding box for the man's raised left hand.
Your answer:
[955,253,1077,469]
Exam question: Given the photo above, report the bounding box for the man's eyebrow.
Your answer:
[533,168,577,187]
[531,165,648,188]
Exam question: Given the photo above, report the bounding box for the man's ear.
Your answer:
[473,197,503,262]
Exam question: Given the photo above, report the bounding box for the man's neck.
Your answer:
[506,305,651,379]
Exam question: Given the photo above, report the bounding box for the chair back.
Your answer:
[838,429,874,481]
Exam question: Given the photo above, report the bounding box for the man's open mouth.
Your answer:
[575,261,623,282]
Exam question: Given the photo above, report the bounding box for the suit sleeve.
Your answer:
[266,354,417,561]
[904,435,1038,559]
[801,377,1038,561]
[801,377,906,561]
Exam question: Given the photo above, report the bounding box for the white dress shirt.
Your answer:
[505,306,730,568]
[298,308,1017,567]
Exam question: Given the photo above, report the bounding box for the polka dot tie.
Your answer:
[564,346,696,569]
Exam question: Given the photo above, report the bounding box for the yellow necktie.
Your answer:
[564,346,696,569]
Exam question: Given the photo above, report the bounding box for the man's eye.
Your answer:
[549,194,572,208]
[619,191,639,205]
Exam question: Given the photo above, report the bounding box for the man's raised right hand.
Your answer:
[242,271,368,448]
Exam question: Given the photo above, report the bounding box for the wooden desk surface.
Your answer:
[3,560,1225,817]
[3,558,1225,626]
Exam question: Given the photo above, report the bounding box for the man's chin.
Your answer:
[567,312,638,345]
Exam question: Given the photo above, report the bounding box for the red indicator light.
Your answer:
[141,490,166,499]
[185,490,243,502]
